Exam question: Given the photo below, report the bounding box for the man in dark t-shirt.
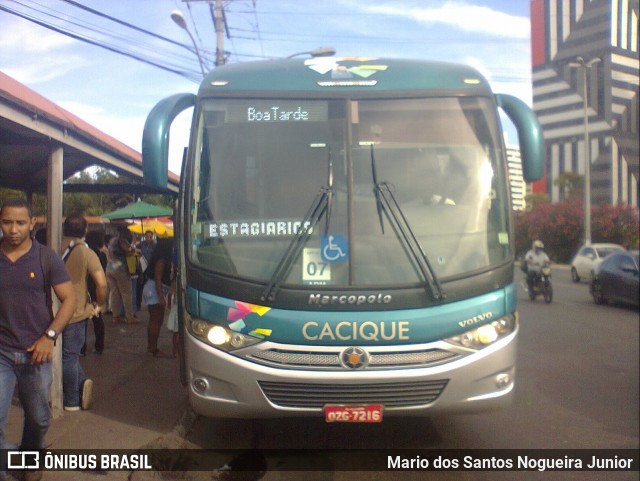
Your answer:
[0,198,75,481]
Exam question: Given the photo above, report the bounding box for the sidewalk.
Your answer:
[5,309,190,481]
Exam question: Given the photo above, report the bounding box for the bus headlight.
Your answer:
[189,318,262,352]
[445,314,517,350]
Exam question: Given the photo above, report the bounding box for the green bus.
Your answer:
[142,56,543,420]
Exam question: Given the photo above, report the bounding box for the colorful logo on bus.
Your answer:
[227,301,272,339]
[305,57,388,80]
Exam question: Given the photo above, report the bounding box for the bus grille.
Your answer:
[258,380,449,408]
[249,348,459,370]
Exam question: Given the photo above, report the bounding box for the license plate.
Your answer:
[324,404,383,423]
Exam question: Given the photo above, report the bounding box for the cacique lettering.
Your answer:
[302,321,410,341]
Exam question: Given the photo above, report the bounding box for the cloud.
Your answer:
[57,100,190,175]
[0,16,75,53]
[0,17,83,83]
[57,100,144,150]
[3,55,85,84]
[365,1,530,39]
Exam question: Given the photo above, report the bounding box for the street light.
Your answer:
[171,10,207,78]
[568,56,600,246]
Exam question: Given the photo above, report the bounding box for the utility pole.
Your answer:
[214,0,225,66]
[568,56,601,246]
[181,0,227,67]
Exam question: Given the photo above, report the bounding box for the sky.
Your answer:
[0,0,533,175]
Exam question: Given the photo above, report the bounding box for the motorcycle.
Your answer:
[525,262,553,303]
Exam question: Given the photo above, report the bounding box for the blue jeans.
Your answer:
[62,321,87,409]
[0,347,52,473]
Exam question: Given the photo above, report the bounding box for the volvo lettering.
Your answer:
[142,56,543,420]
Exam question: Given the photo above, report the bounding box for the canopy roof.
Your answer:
[102,200,173,220]
[0,71,179,194]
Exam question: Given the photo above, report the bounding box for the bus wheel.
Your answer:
[591,280,606,305]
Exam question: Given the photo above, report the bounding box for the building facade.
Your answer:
[507,146,527,210]
[531,0,639,206]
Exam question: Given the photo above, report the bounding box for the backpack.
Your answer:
[62,241,93,304]
[38,242,57,322]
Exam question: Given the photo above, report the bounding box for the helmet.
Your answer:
[533,240,545,249]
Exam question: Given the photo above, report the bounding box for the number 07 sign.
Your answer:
[303,248,331,284]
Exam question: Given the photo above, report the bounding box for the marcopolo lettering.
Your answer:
[308,293,392,305]
[302,320,410,341]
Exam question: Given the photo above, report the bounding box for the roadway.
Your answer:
[178,266,639,479]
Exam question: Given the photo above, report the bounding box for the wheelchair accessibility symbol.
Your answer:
[321,234,348,263]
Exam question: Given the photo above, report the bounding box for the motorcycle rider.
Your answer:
[525,240,551,292]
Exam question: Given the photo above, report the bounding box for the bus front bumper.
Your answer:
[184,326,518,419]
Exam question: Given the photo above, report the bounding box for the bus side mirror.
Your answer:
[142,93,196,189]
[496,94,545,183]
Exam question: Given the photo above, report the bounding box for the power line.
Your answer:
[0,0,207,81]
[11,0,191,63]
[59,0,190,49]
[0,5,197,80]
[1,0,531,84]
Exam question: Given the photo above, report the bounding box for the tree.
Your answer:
[63,167,174,215]
[515,199,639,263]
[592,203,640,247]
[0,188,46,215]
[553,172,584,201]
[64,167,134,215]
[1,166,174,218]
[524,193,549,211]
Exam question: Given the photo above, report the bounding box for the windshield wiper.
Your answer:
[261,150,333,302]
[370,145,445,300]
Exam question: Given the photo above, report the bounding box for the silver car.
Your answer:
[570,243,625,282]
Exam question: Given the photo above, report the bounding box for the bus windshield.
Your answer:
[189,96,510,288]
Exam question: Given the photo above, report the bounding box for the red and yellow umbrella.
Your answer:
[127,218,174,238]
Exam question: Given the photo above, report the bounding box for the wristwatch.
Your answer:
[45,328,58,341]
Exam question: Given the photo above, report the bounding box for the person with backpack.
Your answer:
[83,230,108,355]
[0,198,75,481]
[60,214,108,411]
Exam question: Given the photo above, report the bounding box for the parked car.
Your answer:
[570,243,625,282]
[590,250,639,307]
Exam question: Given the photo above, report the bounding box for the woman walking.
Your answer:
[84,230,107,354]
[106,227,139,324]
[142,238,173,356]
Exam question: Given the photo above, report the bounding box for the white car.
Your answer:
[570,243,625,282]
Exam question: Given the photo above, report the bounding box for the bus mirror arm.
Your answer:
[496,94,545,183]
[142,93,196,189]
